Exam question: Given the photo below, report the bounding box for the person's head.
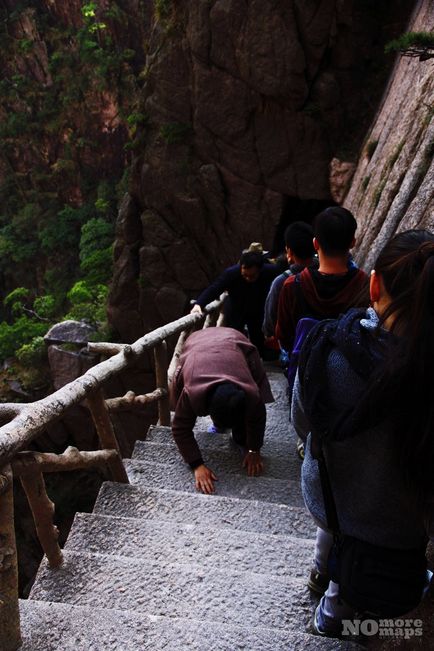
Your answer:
[208,382,246,429]
[370,229,434,334]
[284,222,315,264]
[362,229,434,495]
[313,207,357,257]
[239,251,263,282]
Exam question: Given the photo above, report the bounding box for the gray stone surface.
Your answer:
[145,422,298,460]
[23,367,351,650]
[133,439,300,482]
[20,600,361,651]
[94,482,316,538]
[29,551,314,631]
[66,512,314,578]
[124,458,304,507]
[44,320,96,345]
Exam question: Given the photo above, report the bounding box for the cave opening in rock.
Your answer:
[271,196,337,255]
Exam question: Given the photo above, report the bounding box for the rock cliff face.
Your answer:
[109,0,414,341]
[346,0,434,269]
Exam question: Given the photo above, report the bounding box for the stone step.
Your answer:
[29,550,316,632]
[20,599,361,650]
[124,458,303,507]
[94,482,316,539]
[132,439,301,482]
[65,512,314,579]
[144,423,300,462]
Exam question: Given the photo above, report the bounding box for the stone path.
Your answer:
[20,369,418,650]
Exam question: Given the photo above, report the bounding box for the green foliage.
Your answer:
[79,217,113,263]
[126,111,149,137]
[16,336,46,366]
[33,295,58,319]
[417,141,434,179]
[159,122,191,144]
[77,214,114,285]
[0,1,148,369]
[154,0,172,20]
[365,139,379,160]
[95,180,118,220]
[0,317,47,362]
[385,32,434,60]
[80,247,113,285]
[81,3,97,20]
[372,179,387,208]
[39,204,89,255]
[66,281,108,324]
[361,175,370,191]
[4,287,30,309]
[0,203,40,265]
[387,140,405,169]
[423,104,434,127]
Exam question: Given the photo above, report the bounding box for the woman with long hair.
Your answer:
[292,229,434,638]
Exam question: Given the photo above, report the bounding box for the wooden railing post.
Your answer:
[18,460,63,569]
[154,341,171,426]
[86,389,129,483]
[0,465,21,651]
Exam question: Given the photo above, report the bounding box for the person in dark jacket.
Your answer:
[262,221,316,343]
[191,250,279,357]
[292,229,434,638]
[276,207,368,353]
[170,327,274,494]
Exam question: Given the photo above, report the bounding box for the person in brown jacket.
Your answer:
[170,327,274,494]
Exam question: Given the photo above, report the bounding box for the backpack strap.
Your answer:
[297,319,342,536]
[311,432,341,537]
[293,271,324,321]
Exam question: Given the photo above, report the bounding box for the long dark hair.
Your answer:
[364,229,434,495]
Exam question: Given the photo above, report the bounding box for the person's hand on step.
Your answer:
[194,464,218,494]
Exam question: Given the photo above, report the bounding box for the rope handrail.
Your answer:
[0,296,224,468]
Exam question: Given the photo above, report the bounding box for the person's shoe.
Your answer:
[312,604,342,639]
[207,423,227,434]
[307,568,330,595]
[296,437,305,460]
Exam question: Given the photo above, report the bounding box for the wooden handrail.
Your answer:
[0,293,225,649]
[0,296,224,467]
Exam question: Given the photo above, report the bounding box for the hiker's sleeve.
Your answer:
[262,275,284,337]
[171,389,203,469]
[245,398,266,451]
[275,277,296,352]
[195,268,231,309]
[291,370,311,442]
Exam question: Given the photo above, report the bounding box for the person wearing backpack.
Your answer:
[262,221,316,353]
[292,229,434,638]
[275,206,368,355]
[276,207,368,458]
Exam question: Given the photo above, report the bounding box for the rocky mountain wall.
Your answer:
[346,0,434,269]
[109,0,414,341]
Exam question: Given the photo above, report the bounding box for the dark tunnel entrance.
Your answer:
[271,196,337,256]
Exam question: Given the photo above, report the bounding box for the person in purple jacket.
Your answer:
[170,327,274,494]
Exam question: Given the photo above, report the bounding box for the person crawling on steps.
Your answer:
[170,327,274,494]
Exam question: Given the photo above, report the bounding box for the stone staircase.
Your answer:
[18,370,362,650]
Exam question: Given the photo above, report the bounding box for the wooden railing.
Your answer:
[0,297,224,651]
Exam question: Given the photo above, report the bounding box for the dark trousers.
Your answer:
[223,300,265,356]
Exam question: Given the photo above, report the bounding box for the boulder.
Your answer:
[44,321,97,347]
